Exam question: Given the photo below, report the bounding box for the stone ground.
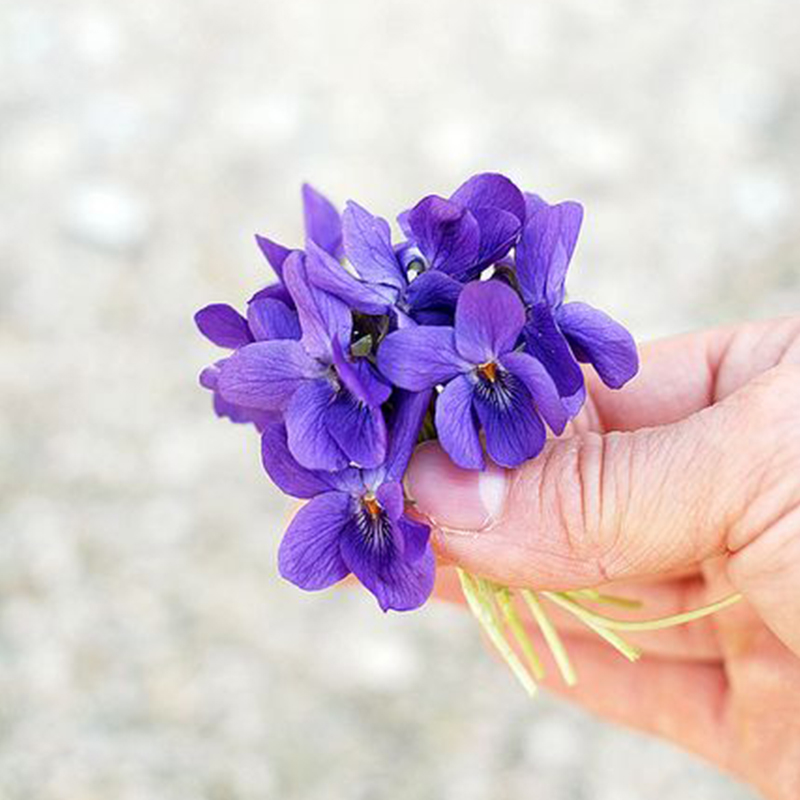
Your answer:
[1,0,799,798]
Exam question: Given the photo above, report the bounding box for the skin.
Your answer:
[427,316,800,800]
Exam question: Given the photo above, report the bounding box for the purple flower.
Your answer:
[261,391,435,612]
[377,280,567,469]
[216,252,391,471]
[195,297,301,427]
[516,196,638,410]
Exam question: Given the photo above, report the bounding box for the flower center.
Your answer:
[478,361,498,383]
[362,492,382,519]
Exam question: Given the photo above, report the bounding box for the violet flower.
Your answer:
[517,196,638,412]
[216,251,390,471]
[262,391,435,612]
[378,280,567,469]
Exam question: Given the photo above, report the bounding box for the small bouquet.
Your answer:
[196,174,738,695]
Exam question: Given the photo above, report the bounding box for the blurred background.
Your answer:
[2,0,799,798]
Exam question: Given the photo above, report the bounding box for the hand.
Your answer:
[405,316,800,800]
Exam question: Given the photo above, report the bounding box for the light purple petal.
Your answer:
[522,304,585,399]
[474,379,546,468]
[454,280,525,364]
[384,389,433,482]
[331,338,392,407]
[212,391,275,429]
[217,340,317,411]
[302,183,342,258]
[339,518,435,612]
[247,298,301,341]
[304,240,392,316]
[396,515,431,564]
[377,326,465,391]
[249,281,294,308]
[260,421,336,498]
[405,270,462,323]
[324,392,387,468]
[342,201,406,290]
[516,199,583,307]
[471,207,522,268]
[406,196,480,280]
[376,480,405,522]
[500,351,568,435]
[255,235,292,280]
[283,251,351,359]
[556,302,639,389]
[278,492,351,591]
[194,304,253,349]
[450,172,526,223]
[285,378,350,471]
[435,375,484,470]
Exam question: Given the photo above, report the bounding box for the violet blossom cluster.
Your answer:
[195,174,638,612]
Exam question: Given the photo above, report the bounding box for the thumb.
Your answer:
[406,366,800,592]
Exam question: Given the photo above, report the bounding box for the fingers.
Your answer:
[407,361,800,590]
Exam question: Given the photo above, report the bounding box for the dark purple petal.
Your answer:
[563,384,587,418]
[339,518,435,612]
[454,280,525,364]
[406,196,480,280]
[405,270,462,324]
[325,392,387,468]
[255,235,292,281]
[247,298,301,341]
[194,304,253,349]
[342,201,406,290]
[450,172,526,223]
[474,378,546,468]
[217,340,317,411]
[331,338,392,407]
[516,199,583,307]
[260,421,336,499]
[522,304,585,399]
[302,183,342,258]
[278,492,351,590]
[384,389,433,482]
[283,251,351,359]
[471,207,522,268]
[556,302,639,389]
[500,351,568,435]
[285,378,349,471]
[249,281,294,308]
[396,515,431,564]
[377,326,465,391]
[304,241,392,316]
[434,375,484,470]
[376,480,405,522]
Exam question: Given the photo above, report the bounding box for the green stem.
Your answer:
[495,588,546,681]
[570,588,642,609]
[521,590,577,686]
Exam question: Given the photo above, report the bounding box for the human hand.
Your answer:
[405,316,800,800]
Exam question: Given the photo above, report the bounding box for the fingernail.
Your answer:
[405,441,508,532]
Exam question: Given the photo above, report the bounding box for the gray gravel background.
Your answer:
[2,0,799,798]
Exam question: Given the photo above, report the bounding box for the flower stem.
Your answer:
[521,590,577,686]
[495,587,546,681]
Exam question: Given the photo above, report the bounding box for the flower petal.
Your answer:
[454,280,525,363]
[377,326,464,391]
[217,340,316,410]
[405,270,462,325]
[384,389,433,482]
[260,421,336,498]
[376,480,405,522]
[396,515,431,564]
[285,378,349,471]
[474,377,546,467]
[249,281,294,308]
[304,240,392,315]
[325,391,387,468]
[515,198,583,307]
[500,351,568,435]
[406,195,480,280]
[339,518,435,612]
[342,201,406,290]
[278,492,351,590]
[450,172,527,223]
[522,303,585,399]
[194,304,253,349]
[302,183,342,258]
[471,207,522,268]
[434,375,484,470]
[331,338,392,407]
[255,234,292,281]
[556,302,639,389]
[283,251,351,359]
[247,298,301,341]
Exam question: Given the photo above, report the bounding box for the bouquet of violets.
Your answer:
[196,174,739,695]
